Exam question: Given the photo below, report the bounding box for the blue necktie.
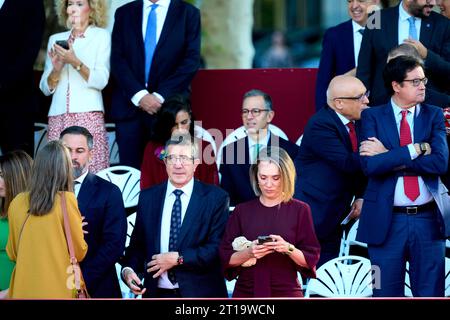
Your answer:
[168,189,183,285]
[144,3,158,82]
[408,16,418,40]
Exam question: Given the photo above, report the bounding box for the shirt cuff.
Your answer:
[152,92,165,103]
[408,144,419,160]
[131,90,149,107]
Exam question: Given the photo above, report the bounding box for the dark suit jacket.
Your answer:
[294,107,366,239]
[78,173,127,298]
[122,180,229,298]
[356,5,450,107]
[315,20,356,110]
[358,103,450,245]
[110,0,201,121]
[219,134,299,206]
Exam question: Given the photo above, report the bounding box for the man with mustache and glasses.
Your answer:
[60,126,127,298]
[357,0,450,108]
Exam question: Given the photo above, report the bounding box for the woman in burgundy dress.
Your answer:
[219,146,320,297]
[140,95,218,190]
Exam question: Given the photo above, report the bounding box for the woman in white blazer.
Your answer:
[40,0,110,173]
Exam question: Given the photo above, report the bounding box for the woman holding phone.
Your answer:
[219,147,320,297]
[39,0,110,173]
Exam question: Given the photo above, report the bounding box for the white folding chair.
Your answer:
[96,166,140,209]
[305,255,373,297]
[34,123,48,157]
[194,124,217,157]
[105,123,120,165]
[338,220,367,257]
[446,257,450,297]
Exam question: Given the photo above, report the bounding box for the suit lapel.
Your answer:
[413,105,426,143]
[327,108,353,151]
[153,182,167,252]
[382,103,401,148]
[155,0,180,52]
[386,6,399,50]
[178,180,203,245]
[131,1,145,66]
[419,16,434,49]
[77,173,97,218]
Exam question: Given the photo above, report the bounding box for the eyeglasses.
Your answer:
[334,90,370,102]
[402,77,428,87]
[241,108,270,117]
[164,154,194,165]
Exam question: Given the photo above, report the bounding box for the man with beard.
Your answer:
[357,0,450,107]
[60,126,127,298]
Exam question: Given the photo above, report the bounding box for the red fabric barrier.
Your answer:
[190,68,317,144]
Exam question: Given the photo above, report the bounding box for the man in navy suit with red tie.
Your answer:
[294,75,368,267]
[358,56,450,297]
[110,0,201,168]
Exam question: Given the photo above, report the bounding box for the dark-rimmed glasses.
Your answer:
[241,109,270,117]
[402,77,428,87]
[334,90,370,102]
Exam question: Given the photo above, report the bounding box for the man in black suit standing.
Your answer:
[60,126,127,298]
[357,0,450,107]
[110,0,201,169]
[0,0,45,156]
[122,133,229,298]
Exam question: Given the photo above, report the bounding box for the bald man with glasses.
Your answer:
[294,75,369,267]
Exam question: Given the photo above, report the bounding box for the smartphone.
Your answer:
[257,235,273,245]
[55,40,69,50]
[131,280,145,290]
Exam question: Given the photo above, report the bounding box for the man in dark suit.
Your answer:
[110,0,201,169]
[357,0,450,107]
[358,56,449,297]
[122,133,229,298]
[315,0,380,110]
[219,89,299,207]
[60,126,127,298]
[295,75,368,267]
[0,0,45,156]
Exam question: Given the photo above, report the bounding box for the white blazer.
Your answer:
[40,26,111,116]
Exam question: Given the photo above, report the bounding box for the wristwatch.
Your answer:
[177,255,184,265]
[75,62,83,71]
[419,143,427,154]
[288,244,295,253]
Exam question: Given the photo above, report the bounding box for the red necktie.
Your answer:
[346,122,358,152]
[400,110,419,201]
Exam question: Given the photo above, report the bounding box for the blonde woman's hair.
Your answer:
[0,151,33,218]
[55,0,108,29]
[28,141,74,216]
[249,146,296,203]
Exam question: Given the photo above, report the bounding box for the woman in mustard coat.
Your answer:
[6,141,88,298]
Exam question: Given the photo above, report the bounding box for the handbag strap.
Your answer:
[60,192,82,291]
[16,214,30,253]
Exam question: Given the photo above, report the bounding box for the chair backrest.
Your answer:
[194,125,217,157]
[96,166,140,209]
[445,257,450,297]
[105,123,120,165]
[296,134,303,146]
[34,123,48,157]
[305,255,373,297]
[339,219,367,257]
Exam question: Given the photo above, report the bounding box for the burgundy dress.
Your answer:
[140,140,219,190]
[219,198,320,297]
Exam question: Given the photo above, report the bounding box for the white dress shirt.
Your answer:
[73,170,89,198]
[131,0,171,106]
[158,178,194,289]
[390,99,433,206]
[398,1,422,44]
[352,20,364,67]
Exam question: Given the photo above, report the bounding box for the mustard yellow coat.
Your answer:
[6,192,88,299]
